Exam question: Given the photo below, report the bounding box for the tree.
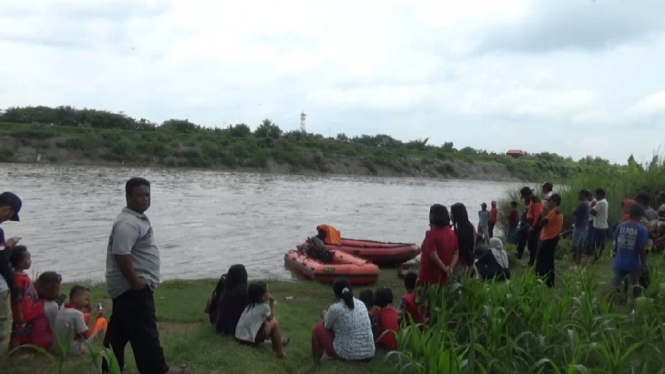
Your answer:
[160,119,198,133]
[442,141,455,152]
[253,119,282,139]
[336,133,349,142]
[228,123,251,137]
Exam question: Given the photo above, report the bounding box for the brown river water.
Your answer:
[0,163,519,283]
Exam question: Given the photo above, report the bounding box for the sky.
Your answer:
[1,0,664,164]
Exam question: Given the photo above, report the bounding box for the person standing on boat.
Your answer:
[103,178,188,374]
[416,204,459,319]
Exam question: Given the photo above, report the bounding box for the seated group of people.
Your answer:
[205,264,424,365]
[6,245,107,355]
[358,272,423,352]
[204,264,289,359]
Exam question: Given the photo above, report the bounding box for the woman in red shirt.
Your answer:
[416,205,459,319]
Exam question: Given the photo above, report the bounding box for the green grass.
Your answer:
[0,268,406,374]
[3,249,663,374]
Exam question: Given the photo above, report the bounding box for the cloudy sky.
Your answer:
[1,0,664,164]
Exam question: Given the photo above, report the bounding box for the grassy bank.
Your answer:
[3,251,664,373]
[0,115,616,181]
[1,268,405,374]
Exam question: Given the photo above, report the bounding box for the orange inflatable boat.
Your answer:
[284,249,379,285]
[296,239,420,266]
[303,224,421,266]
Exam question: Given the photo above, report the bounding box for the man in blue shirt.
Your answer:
[612,204,649,299]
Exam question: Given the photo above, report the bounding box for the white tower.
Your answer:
[300,111,307,133]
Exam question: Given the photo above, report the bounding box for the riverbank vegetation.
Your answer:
[3,257,664,374]
[497,155,665,230]
[0,105,617,181]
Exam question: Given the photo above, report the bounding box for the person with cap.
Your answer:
[0,191,22,356]
[478,203,490,243]
[488,201,498,239]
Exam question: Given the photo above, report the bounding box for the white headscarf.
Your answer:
[488,238,509,269]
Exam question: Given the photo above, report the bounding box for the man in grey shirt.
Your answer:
[103,178,187,374]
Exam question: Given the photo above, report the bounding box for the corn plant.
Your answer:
[392,260,665,374]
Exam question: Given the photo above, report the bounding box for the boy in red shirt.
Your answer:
[371,287,399,351]
[399,272,422,325]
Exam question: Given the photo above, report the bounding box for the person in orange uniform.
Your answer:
[526,193,545,267]
[536,194,563,288]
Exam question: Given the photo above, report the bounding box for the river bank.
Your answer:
[4,253,663,374]
[0,120,610,182]
[2,268,406,374]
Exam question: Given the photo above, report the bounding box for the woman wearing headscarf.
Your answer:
[474,238,511,282]
[450,203,476,281]
[416,204,459,319]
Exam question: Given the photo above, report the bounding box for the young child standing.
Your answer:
[53,285,105,355]
[10,246,51,350]
[399,272,422,324]
[537,194,563,288]
[235,282,289,359]
[371,287,399,351]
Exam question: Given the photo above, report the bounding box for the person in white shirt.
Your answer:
[589,188,609,261]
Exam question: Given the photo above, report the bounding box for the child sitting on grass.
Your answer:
[399,272,422,325]
[34,271,63,327]
[371,287,399,351]
[10,246,52,350]
[52,285,106,355]
[235,282,290,359]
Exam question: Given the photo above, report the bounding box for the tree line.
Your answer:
[0,105,616,166]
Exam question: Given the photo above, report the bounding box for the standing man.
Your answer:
[478,203,490,243]
[103,178,188,374]
[0,192,22,357]
[488,201,498,239]
[542,182,554,203]
[590,188,609,261]
[571,190,590,264]
[635,192,658,222]
[611,204,649,301]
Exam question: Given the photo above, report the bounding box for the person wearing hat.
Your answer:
[0,191,22,356]
[488,201,498,239]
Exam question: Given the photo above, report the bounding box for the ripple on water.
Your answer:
[0,163,519,283]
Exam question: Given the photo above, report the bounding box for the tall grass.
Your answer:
[391,258,665,373]
[497,156,665,231]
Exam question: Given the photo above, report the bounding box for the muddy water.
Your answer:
[0,164,519,283]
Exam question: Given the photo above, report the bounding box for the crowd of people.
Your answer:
[1,179,190,374]
[2,176,665,373]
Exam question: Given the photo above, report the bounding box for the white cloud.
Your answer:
[1,0,665,163]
